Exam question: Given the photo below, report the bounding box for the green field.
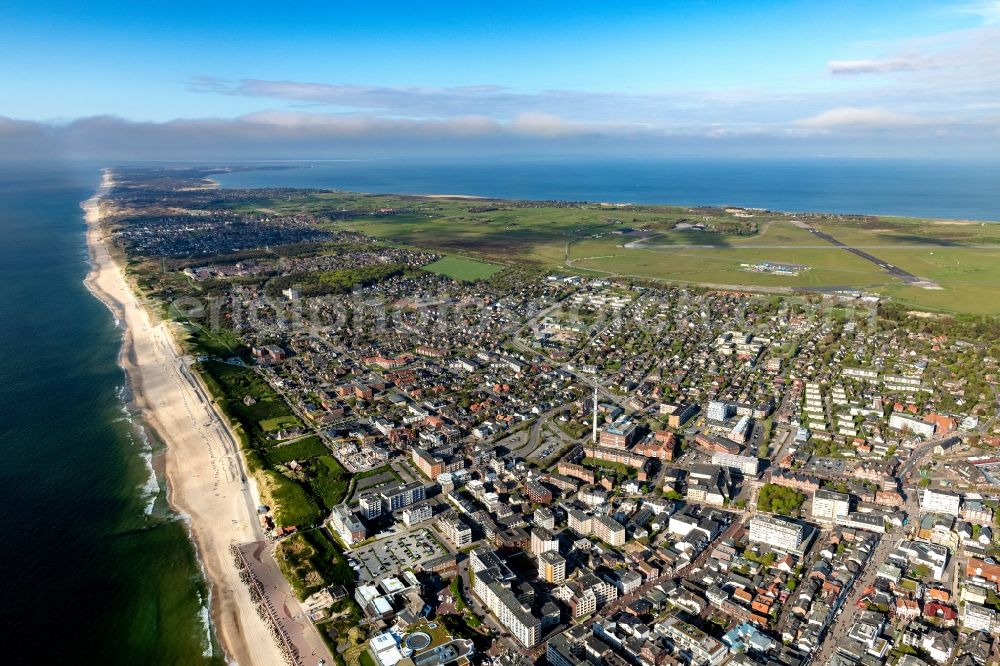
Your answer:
[245,190,1000,314]
[263,435,328,466]
[422,255,504,281]
[566,223,1000,314]
[568,237,894,288]
[582,456,639,478]
[260,415,302,432]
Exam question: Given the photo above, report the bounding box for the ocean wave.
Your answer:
[196,589,215,658]
[138,447,160,516]
[104,322,218,658]
[180,517,220,660]
[115,383,133,404]
[131,423,160,516]
[114,382,161,516]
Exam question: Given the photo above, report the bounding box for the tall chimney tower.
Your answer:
[592,386,599,443]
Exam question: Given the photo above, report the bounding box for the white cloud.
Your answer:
[0,111,995,160]
[828,58,923,75]
[953,1,1000,24]
[795,106,932,129]
[189,78,530,117]
[188,77,775,126]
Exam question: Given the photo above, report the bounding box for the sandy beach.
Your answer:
[82,170,285,666]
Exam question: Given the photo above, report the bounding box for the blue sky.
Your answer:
[1,1,998,158]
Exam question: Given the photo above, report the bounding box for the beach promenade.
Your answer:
[82,171,287,666]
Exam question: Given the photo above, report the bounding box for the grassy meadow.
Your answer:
[244,190,1000,314]
[422,255,504,281]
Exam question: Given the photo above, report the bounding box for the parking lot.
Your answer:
[349,529,446,583]
[801,456,848,476]
[531,437,563,460]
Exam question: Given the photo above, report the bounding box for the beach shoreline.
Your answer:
[82,170,284,666]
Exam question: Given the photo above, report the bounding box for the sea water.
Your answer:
[0,162,223,664]
[215,156,1000,221]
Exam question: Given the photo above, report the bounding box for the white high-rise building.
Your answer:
[921,488,961,516]
[531,526,560,555]
[568,509,592,535]
[358,494,382,519]
[749,515,807,552]
[812,489,850,524]
[711,451,760,475]
[889,413,935,438]
[401,502,433,527]
[707,400,733,422]
[470,547,540,648]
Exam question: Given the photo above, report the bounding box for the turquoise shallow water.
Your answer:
[0,162,223,664]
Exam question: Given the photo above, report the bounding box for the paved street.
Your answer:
[809,531,894,663]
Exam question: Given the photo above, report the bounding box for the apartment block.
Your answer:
[592,515,626,547]
[812,489,850,525]
[707,400,734,422]
[531,526,560,556]
[568,509,592,535]
[401,502,433,527]
[439,515,473,547]
[748,515,807,553]
[921,488,961,516]
[330,504,366,545]
[470,547,540,647]
[711,451,760,476]
[411,446,444,478]
[358,493,383,520]
[538,550,567,584]
[379,481,426,512]
[889,413,936,438]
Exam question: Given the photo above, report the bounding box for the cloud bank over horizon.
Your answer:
[3,108,996,161]
[1,2,999,160]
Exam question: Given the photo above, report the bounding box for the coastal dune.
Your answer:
[82,171,285,666]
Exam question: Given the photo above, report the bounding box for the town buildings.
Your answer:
[710,451,760,476]
[748,515,808,553]
[812,489,851,525]
[538,550,567,584]
[112,169,1000,666]
[922,488,961,517]
[330,504,366,545]
[470,547,541,648]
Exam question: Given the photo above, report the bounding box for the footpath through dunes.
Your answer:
[82,173,292,666]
